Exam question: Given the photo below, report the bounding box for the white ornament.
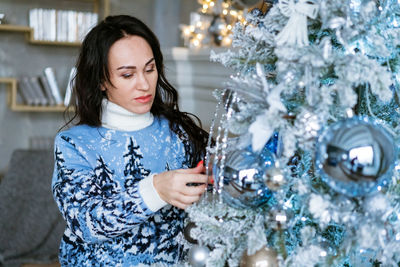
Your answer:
[249,111,274,152]
[276,0,319,47]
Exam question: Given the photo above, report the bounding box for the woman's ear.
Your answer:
[100,84,106,92]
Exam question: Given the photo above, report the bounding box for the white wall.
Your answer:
[164,47,233,129]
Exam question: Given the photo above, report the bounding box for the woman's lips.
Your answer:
[134,95,152,103]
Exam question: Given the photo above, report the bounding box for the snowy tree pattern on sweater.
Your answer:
[52,117,191,266]
[124,138,151,187]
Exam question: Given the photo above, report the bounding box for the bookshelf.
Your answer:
[0,0,109,112]
[0,78,73,112]
[0,0,109,47]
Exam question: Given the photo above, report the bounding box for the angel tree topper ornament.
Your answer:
[276,0,319,47]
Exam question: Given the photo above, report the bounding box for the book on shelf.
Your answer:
[67,10,77,43]
[19,77,39,106]
[43,67,63,105]
[29,9,39,40]
[64,67,76,106]
[50,9,57,41]
[30,8,98,43]
[15,90,24,104]
[56,10,66,42]
[38,75,57,106]
[29,76,49,106]
[17,78,32,105]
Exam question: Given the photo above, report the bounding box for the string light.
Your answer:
[180,0,246,49]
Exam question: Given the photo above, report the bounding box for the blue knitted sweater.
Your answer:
[52,104,192,266]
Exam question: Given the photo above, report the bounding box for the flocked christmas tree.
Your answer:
[183,0,400,266]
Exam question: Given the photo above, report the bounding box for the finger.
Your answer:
[170,196,200,210]
[182,184,207,196]
[184,174,208,185]
[178,164,205,175]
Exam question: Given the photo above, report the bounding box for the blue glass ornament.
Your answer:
[213,148,275,209]
[262,131,281,156]
[244,131,281,162]
[315,116,397,197]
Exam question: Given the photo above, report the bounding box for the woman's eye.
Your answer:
[146,68,155,73]
[122,73,133,78]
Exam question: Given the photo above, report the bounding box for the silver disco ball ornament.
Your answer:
[213,148,275,209]
[315,116,397,197]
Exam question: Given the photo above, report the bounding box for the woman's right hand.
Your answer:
[153,164,207,209]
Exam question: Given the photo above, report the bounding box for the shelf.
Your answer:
[0,24,32,33]
[29,40,82,47]
[0,24,81,47]
[0,78,72,112]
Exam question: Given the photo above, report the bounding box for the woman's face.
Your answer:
[103,35,158,114]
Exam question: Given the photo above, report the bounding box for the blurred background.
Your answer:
[0,0,262,176]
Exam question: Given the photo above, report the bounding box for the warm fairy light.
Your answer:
[222,36,232,46]
[193,39,200,46]
[180,0,245,48]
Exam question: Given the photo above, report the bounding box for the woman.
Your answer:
[52,15,209,266]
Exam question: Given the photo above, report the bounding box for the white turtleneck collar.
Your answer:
[101,99,154,131]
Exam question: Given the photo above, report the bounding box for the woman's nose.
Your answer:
[137,72,149,91]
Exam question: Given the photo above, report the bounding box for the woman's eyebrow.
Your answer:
[145,58,155,66]
[116,58,155,70]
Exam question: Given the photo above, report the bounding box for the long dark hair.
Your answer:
[64,15,208,166]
